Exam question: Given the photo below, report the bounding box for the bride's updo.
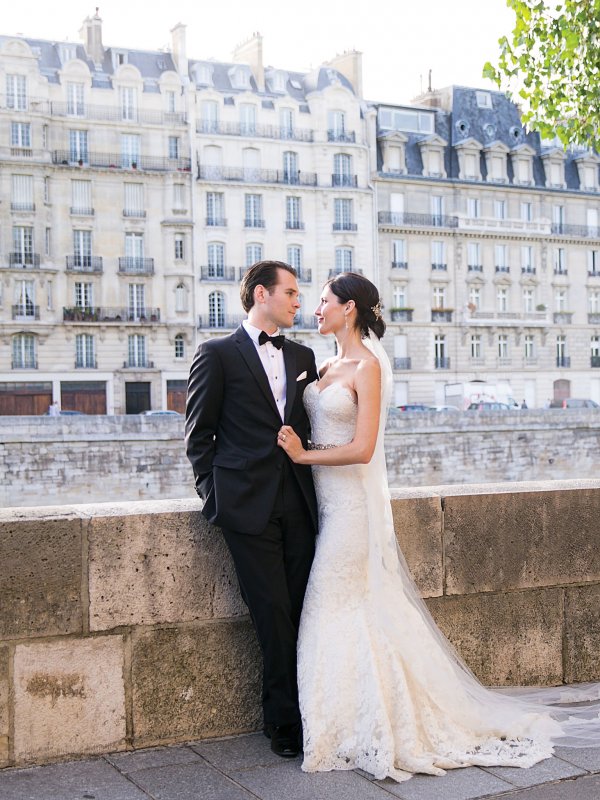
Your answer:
[327,272,386,340]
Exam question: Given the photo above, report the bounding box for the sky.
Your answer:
[2,0,516,104]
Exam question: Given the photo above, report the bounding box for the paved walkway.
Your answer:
[1,733,599,800]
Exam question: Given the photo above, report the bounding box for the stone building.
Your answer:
[1,12,599,413]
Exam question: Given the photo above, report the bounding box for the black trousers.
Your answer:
[222,459,315,728]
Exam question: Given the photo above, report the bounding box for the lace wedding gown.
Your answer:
[298,374,600,783]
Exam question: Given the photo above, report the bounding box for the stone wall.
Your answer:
[1,482,600,767]
[2,410,600,506]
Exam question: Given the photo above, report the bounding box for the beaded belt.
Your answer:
[308,442,337,450]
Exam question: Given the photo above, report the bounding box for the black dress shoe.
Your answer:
[263,724,301,758]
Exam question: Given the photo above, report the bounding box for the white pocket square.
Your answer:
[296,371,307,382]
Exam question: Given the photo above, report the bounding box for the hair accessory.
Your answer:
[371,301,382,320]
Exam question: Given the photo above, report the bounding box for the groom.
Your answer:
[185,260,318,757]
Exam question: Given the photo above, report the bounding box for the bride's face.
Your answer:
[315,286,346,335]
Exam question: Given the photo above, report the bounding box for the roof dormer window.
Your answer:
[194,63,214,87]
[476,91,492,109]
[112,50,128,70]
[229,65,252,90]
[267,70,287,93]
[58,44,78,65]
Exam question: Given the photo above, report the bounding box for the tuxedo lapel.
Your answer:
[234,326,281,419]
[283,342,297,423]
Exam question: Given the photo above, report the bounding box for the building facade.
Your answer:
[1,14,599,413]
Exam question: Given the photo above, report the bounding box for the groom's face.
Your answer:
[261,268,301,330]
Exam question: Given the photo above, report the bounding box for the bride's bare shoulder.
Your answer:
[318,357,334,378]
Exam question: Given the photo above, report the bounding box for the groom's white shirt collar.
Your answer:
[242,319,281,344]
[242,320,286,420]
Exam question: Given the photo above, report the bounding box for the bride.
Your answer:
[276,271,600,782]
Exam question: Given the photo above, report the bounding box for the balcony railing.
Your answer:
[332,222,358,232]
[394,357,412,370]
[469,311,548,326]
[551,223,600,238]
[328,268,364,278]
[195,120,314,142]
[495,265,510,273]
[591,356,600,368]
[244,218,266,229]
[66,255,103,273]
[589,270,600,278]
[431,263,448,271]
[64,307,161,323]
[123,209,146,218]
[391,261,408,270]
[70,206,95,216]
[296,268,312,283]
[431,309,453,322]
[7,253,40,268]
[554,268,568,276]
[390,309,413,322]
[10,202,35,212]
[521,267,536,275]
[327,130,356,143]
[554,312,573,324]
[589,313,600,324]
[75,359,98,369]
[199,266,237,282]
[434,357,451,369]
[12,304,39,320]
[378,211,459,228]
[118,257,155,275]
[331,174,358,187]
[556,356,571,367]
[206,217,227,227]
[198,315,245,330]
[123,360,155,369]
[49,102,187,126]
[468,264,483,272]
[286,221,305,230]
[198,165,317,186]
[52,151,192,172]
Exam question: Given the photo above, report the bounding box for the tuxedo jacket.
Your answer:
[185,325,319,534]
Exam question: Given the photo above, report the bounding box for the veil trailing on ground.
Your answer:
[363,330,600,751]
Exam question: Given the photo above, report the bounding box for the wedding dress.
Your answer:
[297,336,600,783]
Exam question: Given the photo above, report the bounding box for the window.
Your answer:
[334,198,353,230]
[246,243,263,266]
[333,153,352,186]
[67,82,85,116]
[72,180,92,214]
[283,151,299,183]
[497,287,508,312]
[206,192,225,225]
[467,242,481,269]
[208,291,226,328]
[328,110,346,137]
[286,196,302,229]
[494,200,506,219]
[175,283,188,312]
[392,239,406,267]
[434,334,446,365]
[470,335,482,359]
[168,136,180,160]
[553,205,565,231]
[521,245,533,272]
[588,250,600,275]
[173,183,185,211]
[392,285,407,307]
[589,290,600,313]
[498,334,509,359]
[11,122,31,149]
[166,91,176,114]
[128,334,147,367]
[335,247,353,273]
[378,107,434,134]
[244,194,263,227]
[523,288,534,313]
[14,280,35,317]
[433,286,446,308]
[208,243,225,277]
[431,195,444,224]
[554,248,567,274]
[524,334,535,360]
[200,100,219,132]
[45,227,51,256]
[467,198,480,218]
[73,230,92,267]
[496,244,508,269]
[46,280,53,311]
[6,74,27,110]
[75,333,95,368]
[12,334,36,368]
[125,232,144,266]
[520,202,532,222]
[592,337,600,362]
[287,245,302,270]
[174,333,185,359]
[128,284,146,319]
[74,282,94,309]
[195,64,213,86]
[431,241,446,268]
[42,124,48,150]
[556,335,567,360]
[174,234,185,261]
[476,91,492,109]
[12,226,34,264]
[280,107,294,137]
[69,130,88,163]
[240,103,257,135]
[230,66,252,90]
[124,183,144,216]
[121,134,140,169]
[469,286,481,309]
[11,175,34,211]
[555,288,567,312]
[120,87,137,121]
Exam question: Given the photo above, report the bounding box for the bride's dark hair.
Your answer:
[326,272,386,340]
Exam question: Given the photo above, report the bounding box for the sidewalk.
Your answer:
[1,733,599,800]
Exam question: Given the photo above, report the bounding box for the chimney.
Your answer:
[79,8,104,66]
[232,32,264,91]
[325,50,363,95]
[171,22,188,78]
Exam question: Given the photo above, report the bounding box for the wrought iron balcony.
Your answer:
[391,261,408,270]
[589,313,600,324]
[378,211,459,228]
[431,263,448,271]
[66,255,103,273]
[198,315,245,330]
[52,151,192,173]
[10,202,35,212]
[199,266,237,282]
[390,309,413,322]
[328,268,364,278]
[75,358,98,369]
[551,223,600,238]
[118,257,154,275]
[63,307,161,323]
[49,102,187,126]
[70,206,95,216]
[495,265,510,273]
[12,304,39,320]
[123,209,146,218]
[198,165,317,186]
[468,264,483,272]
[556,356,571,367]
[123,360,155,369]
[331,174,358,187]
[296,268,312,283]
[195,119,314,141]
[431,309,453,322]
[286,221,305,230]
[591,356,600,368]
[7,253,40,268]
[434,357,451,369]
[553,312,573,324]
[521,267,536,274]
[589,270,600,277]
[11,359,37,369]
[244,218,266,228]
[394,357,412,370]
[206,217,227,227]
[332,222,358,232]
[327,130,356,143]
[554,268,568,276]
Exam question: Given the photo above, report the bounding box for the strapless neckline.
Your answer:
[307,380,357,405]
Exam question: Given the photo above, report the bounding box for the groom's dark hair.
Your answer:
[240,260,297,312]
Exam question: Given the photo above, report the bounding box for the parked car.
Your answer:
[548,398,600,409]
[467,401,512,411]
[429,405,460,413]
[140,410,182,416]
[396,404,431,412]
[44,409,85,415]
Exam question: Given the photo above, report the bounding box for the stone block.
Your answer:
[13,636,126,764]
[0,516,82,639]
[564,583,600,682]
[0,644,9,767]
[391,495,443,597]
[425,588,563,686]
[443,489,600,595]
[131,619,261,746]
[88,509,245,631]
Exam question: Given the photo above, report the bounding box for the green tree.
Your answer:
[483,0,600,151]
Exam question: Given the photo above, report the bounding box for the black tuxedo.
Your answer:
[185,324,319,727]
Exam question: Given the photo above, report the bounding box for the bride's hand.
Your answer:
[277,425,305,462]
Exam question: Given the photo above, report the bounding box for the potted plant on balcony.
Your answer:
[536,303,547,311]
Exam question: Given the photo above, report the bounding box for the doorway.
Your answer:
[125,382,151,414]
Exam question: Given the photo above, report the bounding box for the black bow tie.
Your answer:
[258,331,285,349]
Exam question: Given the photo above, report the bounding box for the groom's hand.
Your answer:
[277,425,306,463]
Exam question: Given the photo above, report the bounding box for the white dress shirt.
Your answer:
[243,320,287,421]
